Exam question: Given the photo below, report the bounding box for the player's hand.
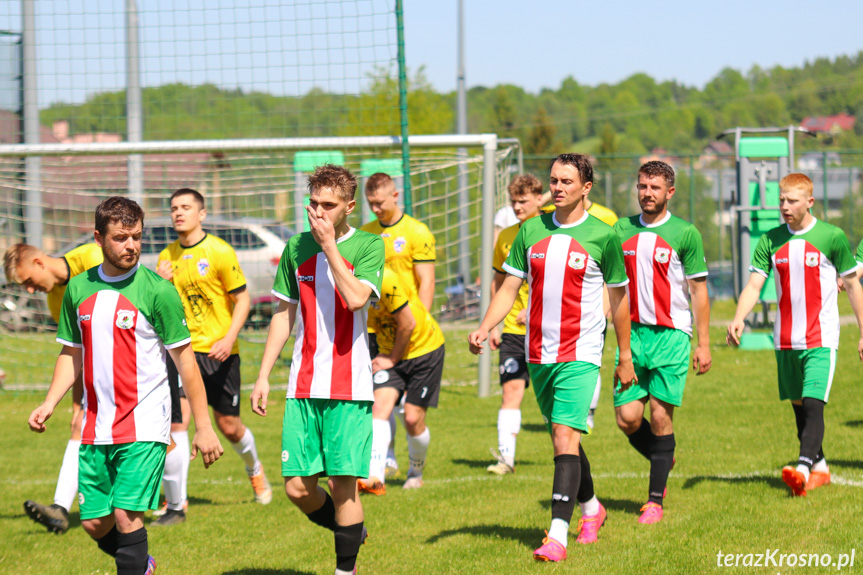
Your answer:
[726,319,745,346]
[489,328,502,351]
[692,344,712,375]
[156,260,173,281]
[372,354,396,373]
[208,338,233,362]
[28,403,54,433]
[613,358,637,392]
[838,277,846,292]
[468,328,489,355]
[307,205,336,248]
[190,426,223,469]
[250,377,270,416]
[515,309,527,326]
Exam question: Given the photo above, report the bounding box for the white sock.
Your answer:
[579,495,600,517]
[163,431,188,510]
[387,412,398,464]
[812,458,829,472]
[53,439,81,511]
[370,419,392,483]
[231,428,261,475]
[497,409,521,466]
[796,464,811,481]
[590,373,601,411]
[548,518,569,547]
[407,427,430,479]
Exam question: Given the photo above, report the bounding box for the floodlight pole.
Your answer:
[126,0,143,205]
[456,0,472,287]
[22,0,41,248]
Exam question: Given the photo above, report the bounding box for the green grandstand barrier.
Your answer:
[360,158,403,178]
[739,137,789,159]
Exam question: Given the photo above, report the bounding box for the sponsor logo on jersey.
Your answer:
[530,253,545,259]
[776,257,789,264]
[116,309,135,330]
[79,314,91,322]
[568,251,586,270]
[298,275,314,282]
[183,254,193,260]
[394,237,407,253]
[623,250,636,256]
[373,370,391,384]
[197,258,210,277]
[381,233,391,238]
[655,247,670,264]
[805,252,820,267]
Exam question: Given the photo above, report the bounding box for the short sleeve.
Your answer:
[831,228,858,277]
[411,223,436,263]
[681,225,708,278]
[55,287,82,347]
[492,233,507,273]
[272,239,298,303]
[217,242,247,293]
[856,239,863,265]
[151,280,191,348]
[502,226,528,279]
[354,234,385,299]
[601,229,629,287]
[749,234,772,277]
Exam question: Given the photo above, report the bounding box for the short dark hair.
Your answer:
[365,172,394,194]
[638,161,675,187]
[308,164,358,202]
[95,196,145,236]
[170,187,205,209]
[549,153,594,185]
[507,174,544,197]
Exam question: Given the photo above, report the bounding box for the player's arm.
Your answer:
[372,305,416,372]
[168,343,223,467]
[469,273,522,355]
[28,346,82,432]
[608,285,636,390]
[251,299,297,416]
[414,262,435,312]
[489,271,506,350]
[841,270,863,361]
[209,287,251,362]
[688,277,712,375]
[726,272,767,346]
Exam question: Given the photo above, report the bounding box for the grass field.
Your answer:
[2,300,862,574]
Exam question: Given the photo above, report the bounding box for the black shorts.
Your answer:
[369,332,379,358]
[373,345,444,408]
[499,333,529,386]
[168,352,242,417]
[167,355,184,424]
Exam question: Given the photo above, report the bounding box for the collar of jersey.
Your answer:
[378,213,405,228]
[180,232,208,249]
[337,227,356,244]
[552,210,589,229]
[787,216,817,235]
[98,263,139,283]
[639,211,671,228]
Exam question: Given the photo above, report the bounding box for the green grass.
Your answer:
[2,304,863,574]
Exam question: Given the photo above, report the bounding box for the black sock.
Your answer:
[648,433,676,505]
[96,525,119,557]
[793,402,824,465]
[576,444,594,504]
[334,522,364,572]
[551,454,580,524]
[627,418,652,460]
[306,491,338,532]
[115,527,148,575]
[798,398,825,470]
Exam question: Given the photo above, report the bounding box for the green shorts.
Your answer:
[281,398,372,478]
[775,348,836,402]
[78,442,166,520]
[528,361,600,435]
[613,323,691,408]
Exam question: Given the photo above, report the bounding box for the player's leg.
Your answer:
[361,383,401,493]
[775,349,813,495]
[400,345,444,489]
[489,333,527,474]
[155,358,190,526]
[587,372,601,430]
[371,332,400,479]
[613,327,652,458]
[640,397,675,523]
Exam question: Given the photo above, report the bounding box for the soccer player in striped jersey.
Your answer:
[362,172,436,479]
[252,165,384,575]
[5,242,102,534]
[28,197,223,575]
[613,161,711,523]
[486,174,545,475]
[470,153,636,561]
[153,188,271,527]
[728,173,863,496]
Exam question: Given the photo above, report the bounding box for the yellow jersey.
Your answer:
[368,267,445,360]
[360,213,435,300]
[158,234,246,354]
[493,222,529,335]
[48,243,103,322]
[587,201,618,226]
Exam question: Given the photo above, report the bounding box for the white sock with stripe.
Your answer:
[164,431,188,511]
[232,428,261,476]
[812,458,829,472]
[53,439,81,511]
[407,427,430,479]
[548,518,568,547]
[370,419,391,483]
[497,409,521,467]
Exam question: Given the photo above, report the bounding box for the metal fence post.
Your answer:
[822,151,828,219]
[127,0,143,206]
[22,0,41,248]
[478,135,497,398]
[689,155,695,223]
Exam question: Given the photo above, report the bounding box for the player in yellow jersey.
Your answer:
[4,242,102,533]
[361,172,437,478]
[153,188,270,526]
[486,175,545,474]
[359,266,446,493]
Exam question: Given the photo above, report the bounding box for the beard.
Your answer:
[102,247,140,271]
[640,198,667,215]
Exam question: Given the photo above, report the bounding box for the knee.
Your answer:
[403,412,425,433]
[284,481,313,505]
[616,412,640,435]
[327,478,358,505]
[217,417,244,442]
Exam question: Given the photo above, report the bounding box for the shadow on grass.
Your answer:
[538,497,642,515]
[426,523,538,550]
[682,475,786,491]
[450,458,539,469]
[844,420,863,428]
[521,423,549,434]
[223,570,315,575]
[827,459,863,470]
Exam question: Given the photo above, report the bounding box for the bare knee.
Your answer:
[284,478,318,509]
[327,477,358,505]
[403,407,426,435]
[215,413,245,443]
[82,516,113,540]
[616,412,641,435]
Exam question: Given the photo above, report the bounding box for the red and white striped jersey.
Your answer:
[614,212,708,336]
[272,228,385,401]
[56,264,191,445]
[751,218,858,350]
[503,212,629,365]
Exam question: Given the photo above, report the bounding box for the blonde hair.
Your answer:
[3,243,40,284]
[780,173,814,197]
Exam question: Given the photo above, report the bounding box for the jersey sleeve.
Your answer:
[856,239,863,265]
[502,226,527,279]
[151,279,192,349]
[831,227,858,277]
[601,229,629,287]
[492,233,507,273]
[272,239,298,303]
[749,234,772,277]
[381,270,409,314]
[216,242,247,293]
[55,287,82,347]
[411,223,436,263]
[354,234,385,300]
[681,225,708,279]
